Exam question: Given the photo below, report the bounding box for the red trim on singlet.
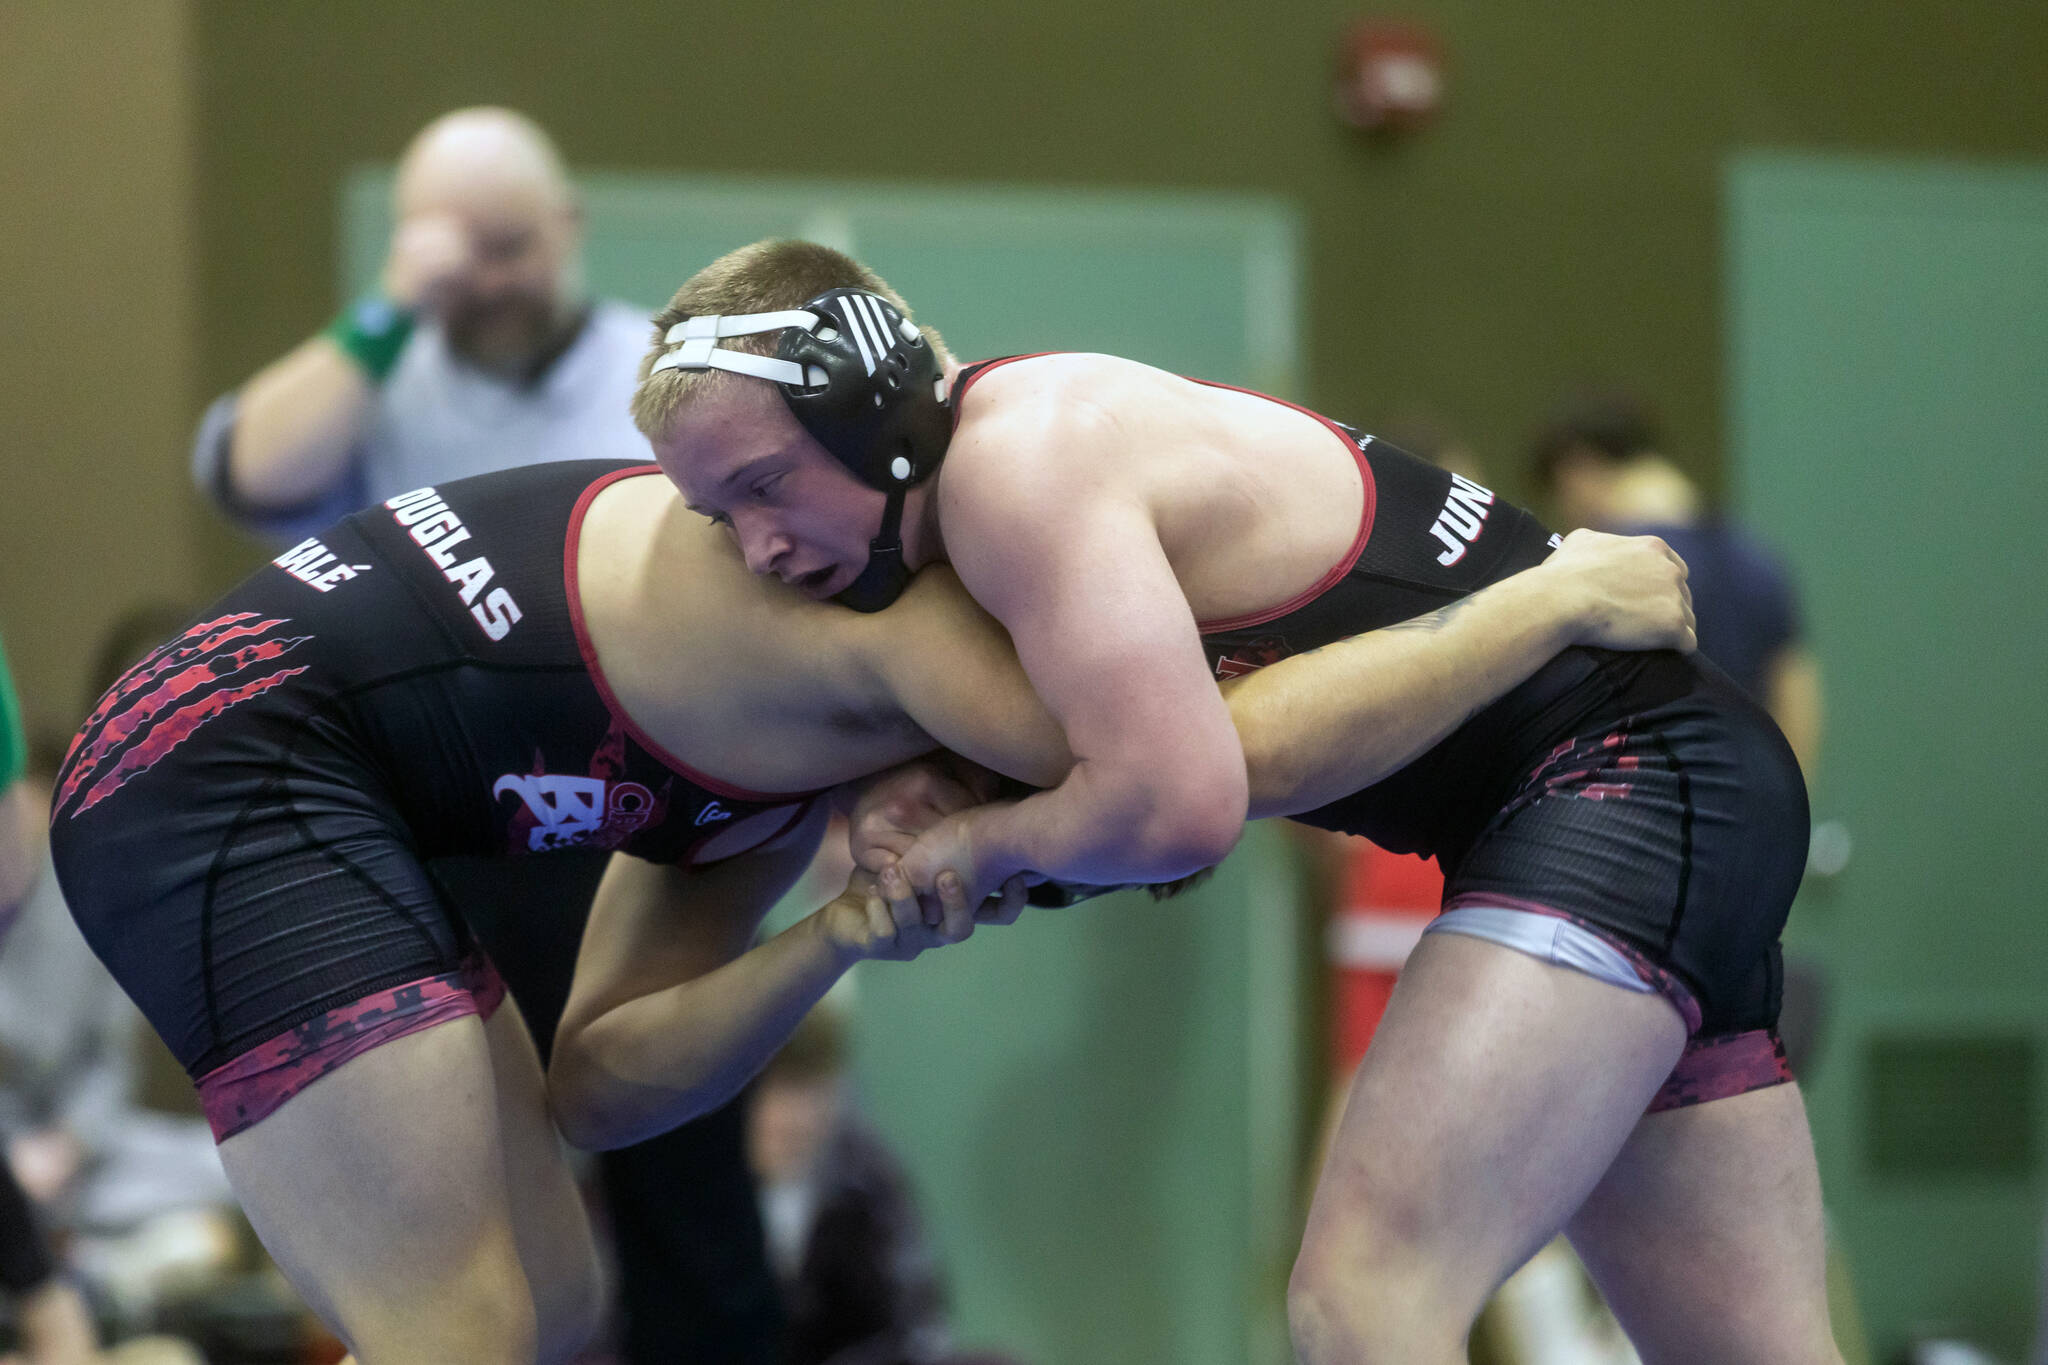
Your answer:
[563,465,823,806]
[947,356,1377,633]
[198,954,508,1142]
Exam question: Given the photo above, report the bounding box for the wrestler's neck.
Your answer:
[901,482,948,572]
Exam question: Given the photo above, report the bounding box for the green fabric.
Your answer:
[0,633,24,789]
[323,293,416,382]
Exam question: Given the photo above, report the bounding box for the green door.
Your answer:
[346,171,1310,1365]
[1728,153,2048,1359]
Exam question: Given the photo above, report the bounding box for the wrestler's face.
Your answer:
[652,381,888,600]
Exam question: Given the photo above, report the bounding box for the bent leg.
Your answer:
[480,998,605,1362]
[218,1010,595,1365]
[1289,931,1686,1365]
[1566,1082,1842,1365]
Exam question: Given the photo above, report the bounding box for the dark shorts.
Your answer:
[1440,668,1810,1109]
[51,684,491,1137]
[1298,654,1810,1111]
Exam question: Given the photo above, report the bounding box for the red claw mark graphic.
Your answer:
[56,615,313,819]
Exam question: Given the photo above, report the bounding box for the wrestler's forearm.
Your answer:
[1226,566,1582,819]
[549,910,858,1151]
[956,749,1246,894]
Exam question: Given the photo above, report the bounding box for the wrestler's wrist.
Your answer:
[1512,561,1593,647]
[811,892,880,966]
[952,805,1024,898]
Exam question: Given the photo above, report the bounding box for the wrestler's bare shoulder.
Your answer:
[943,353,1366,619]
[950,353,1199,443]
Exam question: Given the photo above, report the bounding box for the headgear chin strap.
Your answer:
[650,288,950,611]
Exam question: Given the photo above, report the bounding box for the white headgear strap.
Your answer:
[648,309,828,387]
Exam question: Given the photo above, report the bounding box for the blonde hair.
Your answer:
[632,239,946,440]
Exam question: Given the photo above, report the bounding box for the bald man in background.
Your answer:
[192,106,652,535]
[189,108,782,1363]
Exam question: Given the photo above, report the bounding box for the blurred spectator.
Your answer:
[0,1122,205,1365]
[1,1156,98,1365]
[751,1006,1013,1365]
[1529,391,1822,777]
[1,754,240,1330]
[185,107,780,1363]
[0,634,207,1365]
[191,106,652,541]
[0,636,33,939]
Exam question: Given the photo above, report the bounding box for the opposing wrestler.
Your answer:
[638,239,1838,1364]
[48,448,1687,1364]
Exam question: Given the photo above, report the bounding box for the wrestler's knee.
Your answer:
[346,1245,541,1365]
[1287,1227,1466,1365]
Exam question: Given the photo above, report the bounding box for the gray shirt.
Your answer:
[193,298,655,541]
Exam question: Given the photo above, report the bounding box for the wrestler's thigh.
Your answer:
[217,1014,545,1365]
[1566,1082,1841,1365]
[479,996,603,1361]
[1300,931,1686,1320]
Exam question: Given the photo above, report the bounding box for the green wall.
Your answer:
[1729,154,2048,1359]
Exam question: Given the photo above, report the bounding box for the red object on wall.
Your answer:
[1334,18,1445,132]
[1328,839,1442,1073]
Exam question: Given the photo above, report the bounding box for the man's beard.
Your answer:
[443,292,563,375]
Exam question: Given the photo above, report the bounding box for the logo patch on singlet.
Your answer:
[1428,473,1495,566]
[384,487,524,641]
[1214,635,1292,680]
[54,613,311,818]
[492,720,671,853]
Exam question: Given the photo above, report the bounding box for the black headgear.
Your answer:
[650,288,950,611]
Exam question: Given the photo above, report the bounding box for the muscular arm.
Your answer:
[930,420,1248,893]
[225,337,377,512]
[856,529,1692,876]
[845,565,1074,789]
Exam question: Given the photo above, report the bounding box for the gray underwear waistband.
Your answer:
[1421,904,1654,996]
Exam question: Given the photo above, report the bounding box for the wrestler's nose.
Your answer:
[733,514,791,578]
